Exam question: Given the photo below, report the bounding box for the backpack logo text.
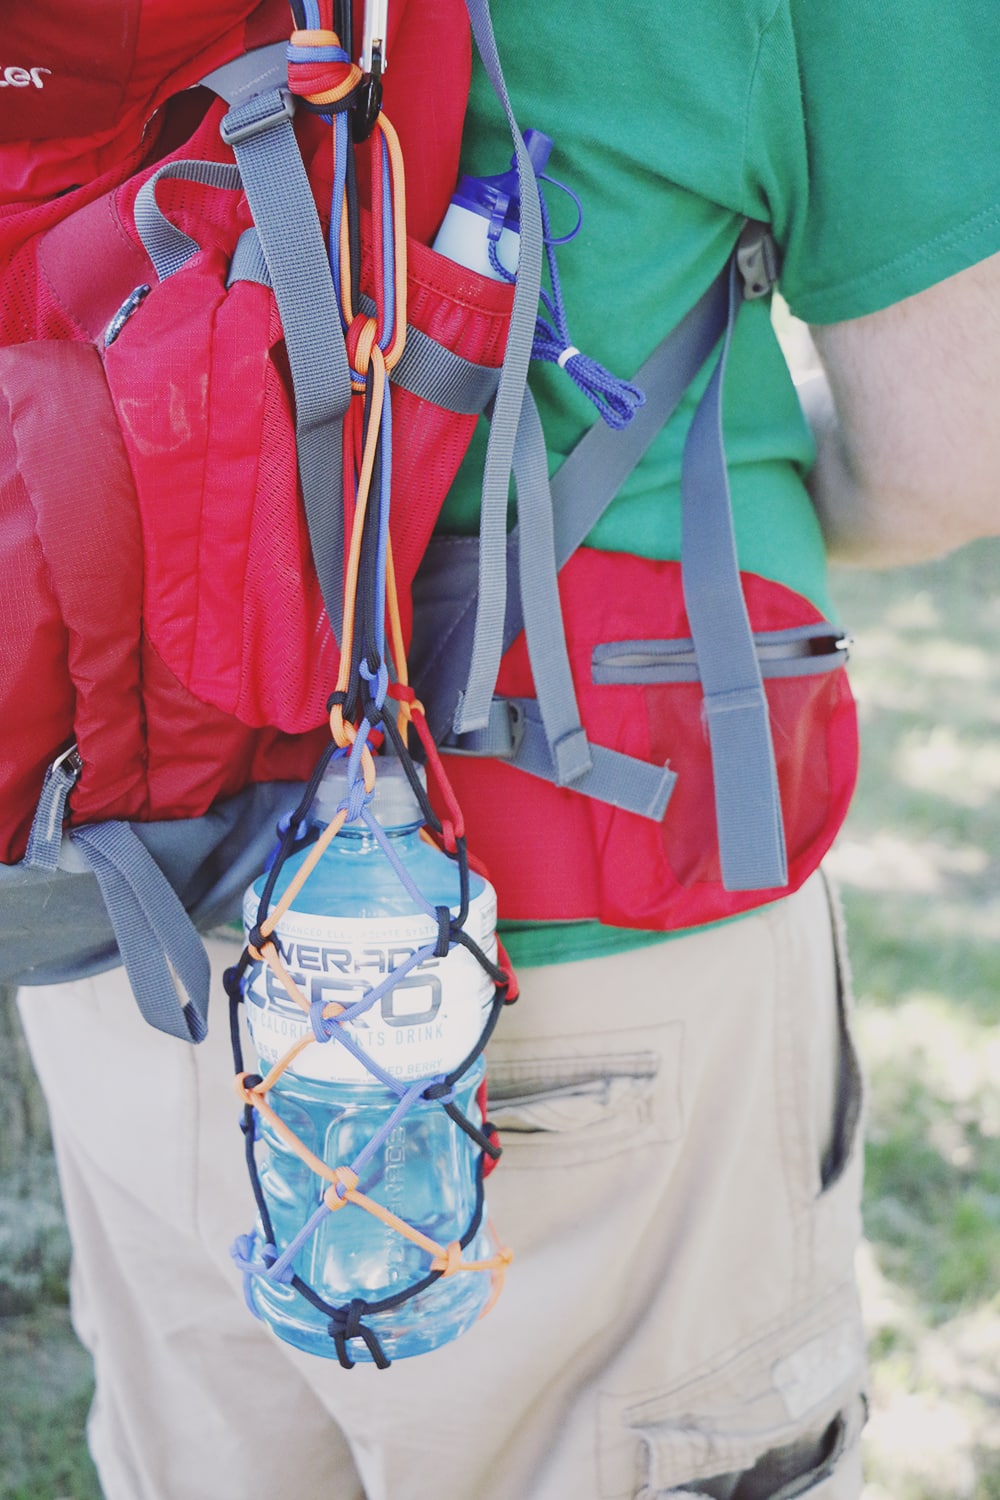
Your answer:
[0,67,51,89]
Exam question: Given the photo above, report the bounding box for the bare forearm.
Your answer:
[800,370,967,567]
[803,254,1000,567]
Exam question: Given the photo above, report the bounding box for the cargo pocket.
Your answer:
[629,1391,867,1499]
[487,1025,683,1171]
[606,1355,867,1500]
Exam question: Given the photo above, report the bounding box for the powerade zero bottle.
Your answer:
[239,759,500,1362]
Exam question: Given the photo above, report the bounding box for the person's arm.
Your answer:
[800,249,1000,566]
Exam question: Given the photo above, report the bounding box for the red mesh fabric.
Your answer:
[437,555,859,930]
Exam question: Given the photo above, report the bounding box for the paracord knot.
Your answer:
[432,1240,463,1276]
[277,811,312,842]
[229,1232,262,1274]
[421,1076,455,1105]
[285,29,361,109]
[222,964,244,999]
[345,313,378,374]
[323,1166,359,1211]
[234,1071,262,1103]
[310,998,336,1044]
[434,904,452,959]
[327,1298,389,1369]
[230,1232,273,1318]
[344,777,373,824]
[246,923,270,957]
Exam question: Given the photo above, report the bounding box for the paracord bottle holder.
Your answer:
[224,0,516,1370]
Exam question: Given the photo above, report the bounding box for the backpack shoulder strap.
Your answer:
[411,223,790,891]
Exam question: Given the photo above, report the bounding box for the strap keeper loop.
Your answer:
[552,726,593,785]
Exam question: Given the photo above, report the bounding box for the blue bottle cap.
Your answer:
[450,128,553,231]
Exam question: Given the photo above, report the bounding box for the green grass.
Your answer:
[0,1307,102,1500]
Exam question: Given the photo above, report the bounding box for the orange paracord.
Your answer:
[227,2,513,1365]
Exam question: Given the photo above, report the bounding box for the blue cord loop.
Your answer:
[359,656,390,708]
[488,177,645,430]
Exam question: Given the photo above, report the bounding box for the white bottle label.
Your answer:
[242,886,498,1084]
[432,203,520,282]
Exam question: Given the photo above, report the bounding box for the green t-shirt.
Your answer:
[437,1,1000,969]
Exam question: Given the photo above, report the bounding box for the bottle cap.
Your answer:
[451,128,553,230]
[313,756,426,830]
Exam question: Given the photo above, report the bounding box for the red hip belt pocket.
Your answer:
[438,554,858,932]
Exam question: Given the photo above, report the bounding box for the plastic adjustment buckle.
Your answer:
[736,220,780,300]
[444,699,525,760]
[220,88,296,148]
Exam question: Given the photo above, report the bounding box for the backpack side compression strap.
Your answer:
[16,749,209,1041]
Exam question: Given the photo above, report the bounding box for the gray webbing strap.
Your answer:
[134,160,243,280]
[72,824,210,1043]
[227,224,271,287]
[454,699,676,818]
[24,746,81,871]
[374,302,502,413]
[548,269,730,575]
[220,88,352,648]
[227,231,503,415]
[415,242,788,887]
[21,748,210,1041]
[680,255,786,890]
[420,385,677,816]
[512,387,592,784]
[452,0,544,734]
[509,265,731,646]
[412,264,730,741]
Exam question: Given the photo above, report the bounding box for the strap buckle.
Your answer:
[444,698,525,759]
[52,741,83,779]
[736,220,780,300]
[220,87,296,148]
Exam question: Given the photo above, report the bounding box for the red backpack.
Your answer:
[0,0,857,1032]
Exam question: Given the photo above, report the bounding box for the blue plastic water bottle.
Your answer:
[432,127,553,280]
[238,758,500,1364]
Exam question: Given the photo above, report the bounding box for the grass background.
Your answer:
[0,317,998,1496]
[827,540,1000,1499]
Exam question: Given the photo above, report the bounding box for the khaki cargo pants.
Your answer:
[18,870,867,1500]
